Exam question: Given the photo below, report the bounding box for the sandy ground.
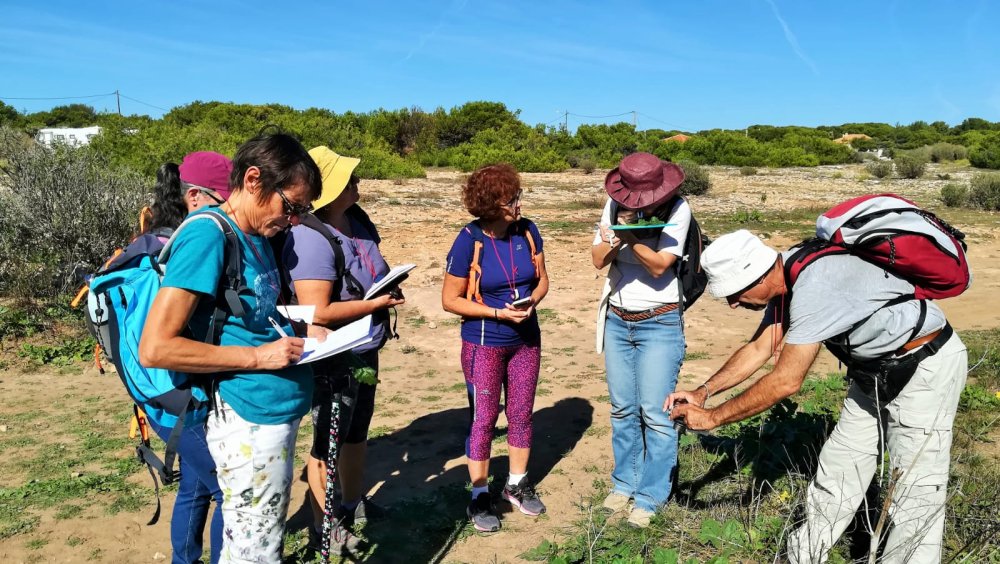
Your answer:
[1,163,998,563]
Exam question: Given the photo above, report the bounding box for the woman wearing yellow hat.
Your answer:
[282,146,403,552]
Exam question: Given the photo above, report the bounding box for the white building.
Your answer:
[35,126,102,148]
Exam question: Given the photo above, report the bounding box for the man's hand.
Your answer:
[664,387,709,412]
[666,399,718,432]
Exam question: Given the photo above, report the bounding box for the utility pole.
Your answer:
[632,111,637,128]
[116,90,121,115]
[564,110,569,131]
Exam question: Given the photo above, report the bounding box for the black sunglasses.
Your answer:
[199,189,225,205]
[275,186,313,218]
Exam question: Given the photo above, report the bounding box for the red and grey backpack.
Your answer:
[784,194,971,299]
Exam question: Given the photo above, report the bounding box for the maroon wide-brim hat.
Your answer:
[605,152,685,209]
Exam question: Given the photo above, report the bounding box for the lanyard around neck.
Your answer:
[487,232,518,300]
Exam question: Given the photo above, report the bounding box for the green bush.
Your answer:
[969,135,1000,169]
[940,183,968,207]
[739,166,757,176]
[894,154,927,179]
[968,173,1000,210]
[866,160,893,179]
[678,161,711,196]
[929,142,968,163]
[353,138,425,179]
[0,126,148,299]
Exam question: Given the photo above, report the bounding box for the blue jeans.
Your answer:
[603,307,684,512]
[148,417,223,564]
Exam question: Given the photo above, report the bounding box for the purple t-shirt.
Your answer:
[446,219,543,346]
[282,216,390,353]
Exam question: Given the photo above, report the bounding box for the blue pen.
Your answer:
[268,316,289,338]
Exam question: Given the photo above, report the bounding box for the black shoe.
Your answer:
[466,492,501,533]
[502,478,547,516]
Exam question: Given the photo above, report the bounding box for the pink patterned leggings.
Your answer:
[460,341,541,461]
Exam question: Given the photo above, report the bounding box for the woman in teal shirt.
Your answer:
[140,133,327,563]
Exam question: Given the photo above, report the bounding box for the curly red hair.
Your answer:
[462,163,521,219]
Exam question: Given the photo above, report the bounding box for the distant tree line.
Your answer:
[2,99,1000,177]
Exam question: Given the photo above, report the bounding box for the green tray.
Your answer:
[610,223,675,231]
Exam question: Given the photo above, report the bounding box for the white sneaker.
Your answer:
[601,491,631,513]
[627,506,655,528]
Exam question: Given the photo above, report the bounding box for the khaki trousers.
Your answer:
[787,333,967,564]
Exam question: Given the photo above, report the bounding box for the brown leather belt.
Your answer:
[609,302,679,322]
[897,328,943,355]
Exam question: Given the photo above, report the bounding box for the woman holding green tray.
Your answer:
[590,152,691,528]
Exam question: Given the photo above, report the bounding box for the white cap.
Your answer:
[702,230,779,298]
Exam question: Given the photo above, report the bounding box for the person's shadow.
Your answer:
[286,397,593,563]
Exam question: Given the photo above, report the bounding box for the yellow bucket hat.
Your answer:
[308,146,362,211]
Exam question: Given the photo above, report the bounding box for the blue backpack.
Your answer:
[85,208,245,522]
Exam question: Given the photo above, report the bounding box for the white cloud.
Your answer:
[763,0,819,76]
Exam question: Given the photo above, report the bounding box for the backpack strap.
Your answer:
[299,212,365,299]
[346,204,380,245]
[517,218,542,278]
[463,222,486,304]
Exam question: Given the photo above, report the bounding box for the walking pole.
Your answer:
[320,392,341,563]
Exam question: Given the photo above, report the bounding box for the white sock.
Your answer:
[508,472,527,486]
[471,485,489,499]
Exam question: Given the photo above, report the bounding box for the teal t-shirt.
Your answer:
[160,209,313,425]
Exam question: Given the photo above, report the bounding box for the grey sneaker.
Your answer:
[502,478,546,516]
[348,496,389,525]
[330,520,363,554]
[467,492,501,533]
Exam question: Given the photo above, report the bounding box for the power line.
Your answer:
[118,93,169,112]
[636,111,693,132]
[567,111,634,119]
[0,91,117,101]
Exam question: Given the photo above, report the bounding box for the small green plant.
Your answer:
[894,154,927,179]
[731,209,763,224]
[940,183,968,207]
[831,171,843,179]
[866,160,893,179]
[18,337,96,366]
[739,166,757,176]
[579,157,597,174]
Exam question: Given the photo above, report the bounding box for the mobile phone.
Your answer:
[511,296,533,309]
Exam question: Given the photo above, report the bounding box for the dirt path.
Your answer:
[1,164,997,563]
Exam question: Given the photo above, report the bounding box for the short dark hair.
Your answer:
[230,133,322,204]
[147,162,187,233]
[463,163,520,219]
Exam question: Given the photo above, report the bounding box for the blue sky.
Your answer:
[1,0,998,131]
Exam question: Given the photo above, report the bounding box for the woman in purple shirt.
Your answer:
[282,146,404,551]
[442,163,550,533]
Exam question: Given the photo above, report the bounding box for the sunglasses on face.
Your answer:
[275,186,313,218]
[199,189,225,205]
[503,190,523,208]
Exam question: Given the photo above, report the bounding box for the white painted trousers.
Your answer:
[206,396,300,564]
[787,333,967,564]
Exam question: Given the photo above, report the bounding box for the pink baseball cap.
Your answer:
[179,151,234,201]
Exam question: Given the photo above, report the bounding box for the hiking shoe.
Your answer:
[502,478,547,516]
[627,506,655,528]
[330,520,364,555]
[467,492,501,533]
[348,496,389,525]
[601,491,631,513]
